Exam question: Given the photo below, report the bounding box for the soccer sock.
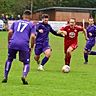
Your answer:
[41,57,49,66]
[23,64,30,78]
[65,53,71,66]
[84,53,88,62]
[4,59,12,79]
[89,51,96,55]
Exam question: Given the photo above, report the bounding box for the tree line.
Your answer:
[0,0,96,16]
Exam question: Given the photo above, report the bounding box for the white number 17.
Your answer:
[17,22,28,32]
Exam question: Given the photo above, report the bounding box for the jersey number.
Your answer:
[17,22,28,32]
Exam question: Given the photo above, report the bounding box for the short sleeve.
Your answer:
[29,22,36,35]
[77,26,83,31]
[31,25,36,35]
[60,27,66,31]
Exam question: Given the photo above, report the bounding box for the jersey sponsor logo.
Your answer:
[69,32,76,38]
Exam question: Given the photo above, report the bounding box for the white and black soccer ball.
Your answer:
[62,65,70,73]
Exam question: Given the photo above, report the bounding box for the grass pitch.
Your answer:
[0,31,96,96]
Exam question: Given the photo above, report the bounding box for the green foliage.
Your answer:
[0,0,96,15]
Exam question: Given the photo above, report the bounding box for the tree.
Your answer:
[0,0,96,16]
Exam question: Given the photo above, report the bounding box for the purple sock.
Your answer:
[41,57,49,66]
[4,60,12,79]
[84,53,88,62]
[23,64,30,78]
[89,51,96,55]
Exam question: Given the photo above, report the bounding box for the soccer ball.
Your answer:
[62,65,70,73]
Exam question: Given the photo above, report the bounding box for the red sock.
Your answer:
[65,53,71,66]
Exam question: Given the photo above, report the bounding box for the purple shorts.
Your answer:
[35,42,51,55]
[8,48,30,63]
[84,38,95,52]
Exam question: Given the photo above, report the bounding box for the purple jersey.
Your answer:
[87,25,96,38]
[9,20,36,51]
[36,22,61,43]
[36,23,51,43]
[84,25,96,52]
[35,22,63,55]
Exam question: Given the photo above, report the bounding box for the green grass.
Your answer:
[0,31,96,96]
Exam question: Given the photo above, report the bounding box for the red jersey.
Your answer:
[60,25,83,44]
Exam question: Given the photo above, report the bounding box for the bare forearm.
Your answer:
[8,31,13,42]
[30,34,36,49]
[83,28,88,40]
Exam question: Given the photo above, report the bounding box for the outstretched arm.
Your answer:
[50,27,64,37]
[57,29,67,36]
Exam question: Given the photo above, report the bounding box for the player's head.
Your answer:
[69,18,76,27]
[41,14,49,24]
[23,10,32,21]
[88,17,94,25]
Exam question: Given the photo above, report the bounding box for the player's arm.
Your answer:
[36,24,43,33]
[57,27,67,36]
[30,33,36,49]
[29,24,36,52]
[82,28,88,40]
[89,26,96,37]
[8,29,13,42]
[50,26,64,37]
[89,32,92,37]
[78,25,88,40]
[57,30,67,36]
[8,22,14,43]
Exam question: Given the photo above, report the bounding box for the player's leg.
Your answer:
[19,50,30,85]
[89,51,96,55]
[2,49,17,83]
[62,46,73,73]
[34,44,42,64]
[42,48,51,66]
[84,50,96,64]
[84,50,88,64]
[38,47,51,71]
[84,40,95,64]
[65,46,73,66]
[62,44,77,73]
[34,55,40,64]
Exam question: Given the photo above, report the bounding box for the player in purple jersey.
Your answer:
[34,14,63,71]
[84,18,96,64]
[2,10,36,85]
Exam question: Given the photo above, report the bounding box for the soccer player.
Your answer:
[84,18,96,64]
[34,14,63,71]
[2,10,36,85]
[58,18,87,72]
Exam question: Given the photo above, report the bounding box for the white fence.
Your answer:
[7,20,67,31]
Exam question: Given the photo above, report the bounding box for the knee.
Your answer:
[34,55,40,60]
[66,47,73,55]
[45,52,51,58]
[84,50,88,53]
[66,50,71,55]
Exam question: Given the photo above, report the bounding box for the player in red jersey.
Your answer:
[58,18,87,73]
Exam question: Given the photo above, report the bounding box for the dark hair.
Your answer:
[41,14,49,19]
[23,10,32,15]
